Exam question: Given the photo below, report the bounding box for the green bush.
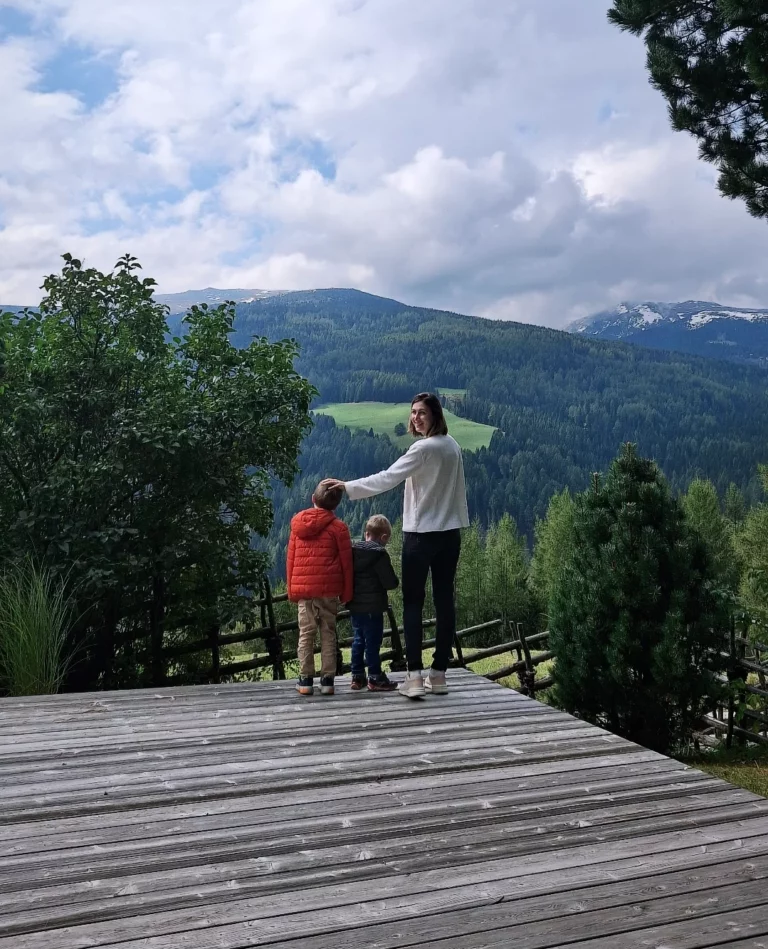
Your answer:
[0,561,74,696]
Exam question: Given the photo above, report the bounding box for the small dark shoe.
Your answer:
[350,675,367,691]
[296,676,314,696]
[320,676,335,696]
[368,674,398,692]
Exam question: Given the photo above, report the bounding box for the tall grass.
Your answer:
[0,561,74,696]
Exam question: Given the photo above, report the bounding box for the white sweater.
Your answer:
[345,435,470,533]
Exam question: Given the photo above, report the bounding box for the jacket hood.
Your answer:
[291,507,338,539]
[353,539,386,568]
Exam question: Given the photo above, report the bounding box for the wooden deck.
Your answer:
[2,670,768,949]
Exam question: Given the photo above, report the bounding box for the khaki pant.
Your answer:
[297,598,339,679]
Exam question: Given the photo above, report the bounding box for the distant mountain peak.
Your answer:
[153,286,408,315]
[569,300,768,366]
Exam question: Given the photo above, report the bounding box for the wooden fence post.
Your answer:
[726,615,736,749]
[452,628,465,668]
[262,577,285,680]
[149,570,166,687]
[387,606,407,671]
[208,625,221,684]
[517,622,536,697]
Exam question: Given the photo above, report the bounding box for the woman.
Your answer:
[323,392,469,698]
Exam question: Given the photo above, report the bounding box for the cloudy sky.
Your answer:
[2,0,768,326]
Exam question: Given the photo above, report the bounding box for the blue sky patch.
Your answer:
[0,6,34,37]
[36,43,120,109]
[279,138,337,182]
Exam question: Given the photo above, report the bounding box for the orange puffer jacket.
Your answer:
[287,508,354,603]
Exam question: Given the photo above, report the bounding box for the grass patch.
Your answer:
[680,746,768,798]
[437,387,467,398]
[0,561,74,696]
[315,402,495,451]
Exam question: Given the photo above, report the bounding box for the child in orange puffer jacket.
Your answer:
[287,481,353,696]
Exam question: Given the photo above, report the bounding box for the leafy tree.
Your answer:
[549,443,726,753]
[0,254,314,689]
[735,464,768,630]
[682,478,740,592]
[608,1,768,219]
[394,422,407,437]
[530,488,576,611]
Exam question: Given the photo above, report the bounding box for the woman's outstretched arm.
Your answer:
[329,443,424,500]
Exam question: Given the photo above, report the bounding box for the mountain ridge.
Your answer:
[569,300,768,365]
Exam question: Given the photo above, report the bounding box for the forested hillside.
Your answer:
[179,289,768,576]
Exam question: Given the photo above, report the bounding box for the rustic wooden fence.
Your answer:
[704,625,768,748]
[139,577,552,696]
[126,577,768,746]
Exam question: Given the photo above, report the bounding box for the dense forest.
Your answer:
[202,290,768,577]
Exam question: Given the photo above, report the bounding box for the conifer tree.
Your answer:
[530,488,576,610]
[550,444,725,753]
[724,482,747,525]
[608,1,768,219]
[455,520,486,629]
[682,478,740,593]
[485,513,538,633]
[735,465,768,630]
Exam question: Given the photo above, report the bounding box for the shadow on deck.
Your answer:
[2,669,768,948]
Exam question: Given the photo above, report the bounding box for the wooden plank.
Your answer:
[547,904,768,949]
[4,818,768,947]
[0,680,513,722]
[0,749,670,823]
[92,863,768,949]
[5,829,768,940]
[3,795,767,898]
[0,668,490,710]
[0,717,592,777]
[7,846,768,949]
[2,771,723,857]
[0,785,749,880]
[0,694,548,743]
[0,735,640,813]
[286,879,768,949]
[0,751,689,842]
[0,694,566,742]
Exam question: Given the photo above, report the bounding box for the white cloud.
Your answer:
[1,0,768,324]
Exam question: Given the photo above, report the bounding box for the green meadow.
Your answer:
[315,402,496,451]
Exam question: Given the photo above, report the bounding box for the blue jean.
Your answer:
[350,612,385,679]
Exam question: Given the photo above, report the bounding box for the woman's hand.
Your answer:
[320,478,346,492]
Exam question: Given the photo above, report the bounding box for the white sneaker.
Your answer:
[425,669,448,694]
[398,672,426,699]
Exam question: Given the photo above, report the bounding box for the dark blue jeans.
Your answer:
[402,529,461,673]
[350,612,385,679]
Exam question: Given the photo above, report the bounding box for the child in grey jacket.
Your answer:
[348,515,399,691]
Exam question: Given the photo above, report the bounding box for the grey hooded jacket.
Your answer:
[347,540,399,613]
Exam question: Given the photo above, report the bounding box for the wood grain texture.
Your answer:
[1,669,767,949]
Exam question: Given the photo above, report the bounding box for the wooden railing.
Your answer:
[136,577,552,695]
[704,627,768,748]
[119,578,768,747]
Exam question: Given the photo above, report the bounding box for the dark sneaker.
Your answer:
[296,676,314,696]
[350,675,367,691]
[368,674,397,692]
[320,676,335,696]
